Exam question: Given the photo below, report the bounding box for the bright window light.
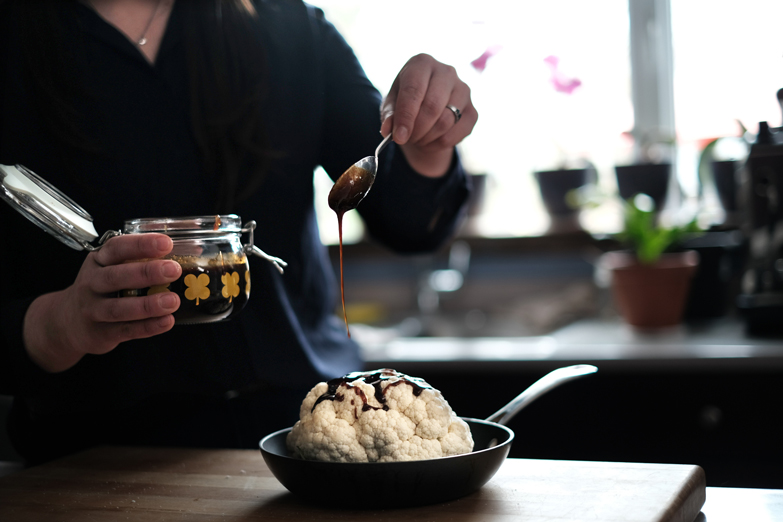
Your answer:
[310,1,783,244]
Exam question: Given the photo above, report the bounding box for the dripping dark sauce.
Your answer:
[312,369,432,413]
[336,211,349,337]
[327,164,375,338]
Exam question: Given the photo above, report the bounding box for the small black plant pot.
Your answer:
[712,160,741,227]
[615,163,671,210]
[534,168,594,233]
[535,168,591,215]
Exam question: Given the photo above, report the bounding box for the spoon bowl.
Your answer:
[328,133,393,213]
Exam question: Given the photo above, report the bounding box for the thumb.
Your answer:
[380,87,398,136]
[380,111,394,138]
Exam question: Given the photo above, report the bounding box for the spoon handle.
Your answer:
[375,133,394,159]
[485,364,598,426]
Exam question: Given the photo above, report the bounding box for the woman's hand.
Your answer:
[380,53,477,178]
[23,233,182,373]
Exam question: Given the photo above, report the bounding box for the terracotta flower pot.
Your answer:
[602,250,699,328]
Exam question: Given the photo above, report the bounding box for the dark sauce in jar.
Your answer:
[312,369,432,413]
[123,252,250,324]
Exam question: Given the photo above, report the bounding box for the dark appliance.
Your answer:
[737,120,783,334]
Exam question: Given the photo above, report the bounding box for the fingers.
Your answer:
[91,258,181,294]
[89,315,176,355]
[86,232,181,294]
[380,91,396,138]
[25,234,184,371]
[404,63,453,144]
[93,233,173,267]
[387,54,436,144]
[117,315,176,341]
[384,54,476,149]
[417,96,477,149]
[77,231,182,339]
[74,266,180,355]
[119,315,176,341]
[93,291,180,323]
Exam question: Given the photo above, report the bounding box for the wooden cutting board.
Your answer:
[0,446,705,522]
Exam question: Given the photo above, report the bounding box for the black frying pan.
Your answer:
[259,365,597,508]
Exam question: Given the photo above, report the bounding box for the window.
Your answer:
[671,0,783,207]
[311,1,783,244]
[311,0,631,244]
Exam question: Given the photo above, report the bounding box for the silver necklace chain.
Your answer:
[88,0,164,47]
[137,0,163,46]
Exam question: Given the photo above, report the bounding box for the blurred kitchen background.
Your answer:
[305,0,783,490]
[3,0,783,489]
[312,0,780,241]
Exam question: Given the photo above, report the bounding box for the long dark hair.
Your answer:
[11,0,272,212]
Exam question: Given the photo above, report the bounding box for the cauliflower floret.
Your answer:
[286,369,474,462]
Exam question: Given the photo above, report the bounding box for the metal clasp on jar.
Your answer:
[83,229,124,251]
[242,220,287,274]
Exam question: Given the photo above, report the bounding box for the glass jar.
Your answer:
[1,165,285,325]
[121,215,265,325]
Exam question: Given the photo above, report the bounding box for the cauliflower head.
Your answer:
[286,369,474,462]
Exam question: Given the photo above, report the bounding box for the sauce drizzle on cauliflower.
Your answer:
[287,368,474,463]
[312,368,432,413]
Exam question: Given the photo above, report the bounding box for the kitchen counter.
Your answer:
[354,318,783,490]
[357,317,783,373]
[0,445,779,521]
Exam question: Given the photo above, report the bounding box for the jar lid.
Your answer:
[0,164,99,250]
[123,215,243,235]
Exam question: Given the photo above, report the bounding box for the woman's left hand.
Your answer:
[380,54,477,178]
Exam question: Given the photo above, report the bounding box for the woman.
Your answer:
[0,0,476,465]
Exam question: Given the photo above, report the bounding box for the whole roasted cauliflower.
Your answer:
[286,369,474,462]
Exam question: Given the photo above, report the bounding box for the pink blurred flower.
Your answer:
[544,55,582,95]
[471,45,502,73]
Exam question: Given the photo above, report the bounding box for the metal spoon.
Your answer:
[328,133,394,213]
[486,364,598,426]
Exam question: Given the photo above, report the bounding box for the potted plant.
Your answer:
[614,129,676,213]
[696,122,750,229]
[534,161,596,234]
[531,55,596,234]
[601,194,702,329]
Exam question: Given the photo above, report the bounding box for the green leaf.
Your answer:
[697,138,719,198]
[616,195,702,264]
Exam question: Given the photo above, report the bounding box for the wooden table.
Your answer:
[0,446,778,521]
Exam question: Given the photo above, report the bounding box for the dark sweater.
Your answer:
[0,1,469,464]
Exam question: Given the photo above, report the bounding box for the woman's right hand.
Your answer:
[23,233,182,373]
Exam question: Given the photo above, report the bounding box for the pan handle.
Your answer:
[485,364,598,426]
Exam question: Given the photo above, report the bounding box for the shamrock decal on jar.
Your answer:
[147,283,171,295]
[184,273,210,305]
[222,272,241,303]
